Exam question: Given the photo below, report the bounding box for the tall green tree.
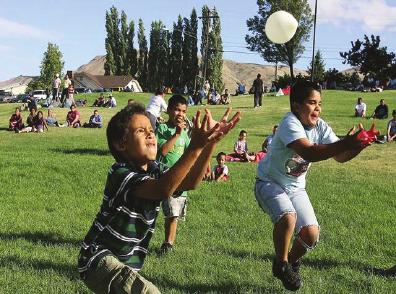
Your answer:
[182,8,199,90]
[340,34,395,79]
[104,8,116,75]
[119,11,128,74]
[127,20,138,77]
[200,6,211,87]
[109,6,121,74]
[206,7,224,91]
[27,42,64,91]
[137,18,149,90]
[39,43,64,88]
[245,0,313,78]
[148,21,169,91]
[189,8,199,90]
[169,15,184,89]
[307,50,325,82]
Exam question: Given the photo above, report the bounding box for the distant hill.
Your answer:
[76,56,360,92]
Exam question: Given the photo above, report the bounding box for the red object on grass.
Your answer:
[357,123,379,146]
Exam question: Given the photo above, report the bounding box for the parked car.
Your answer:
[75,87,91,94]
[32,90,47,101]
[14,93,30,103]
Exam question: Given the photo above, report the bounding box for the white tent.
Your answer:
[276,88,284,96]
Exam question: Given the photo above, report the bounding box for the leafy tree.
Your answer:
[324,68,344,89]
[246,0,313,78]
[200,6,211,87]
[148,21,169,91]
[181,17,192,89]
[340,34,395,80]
[137,18,149,90]
[307,50,325,82]
[28,42,64,91]
[127,20,138,76]
[189,9,199,90]
[104,9,116,75]
[119,11,128,74]
[169,15,184,89]
[206,7,223,92]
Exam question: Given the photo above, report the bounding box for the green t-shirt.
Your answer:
[156,122,190,196]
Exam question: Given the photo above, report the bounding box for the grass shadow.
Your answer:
[0,127,12,131]
[151,276,278,294]
[51,148,109,156]
[0,231,80,248]
[0,255,79,280]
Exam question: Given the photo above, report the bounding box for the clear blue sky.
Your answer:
[1,0,396,81]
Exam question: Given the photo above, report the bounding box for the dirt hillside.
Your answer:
[76,55,308,91]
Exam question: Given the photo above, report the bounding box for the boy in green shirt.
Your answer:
[156,95,191,254]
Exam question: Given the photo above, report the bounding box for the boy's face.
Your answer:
[118,114,157,168]
[294,90,321,128]
[94,111,98,116]
[239,132,247,140]
[217,155,226,167]
[168,103,187,126]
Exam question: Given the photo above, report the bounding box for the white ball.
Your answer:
[265,10,298,44]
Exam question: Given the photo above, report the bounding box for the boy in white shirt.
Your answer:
[146,88,167,129]
[255,81,370,291]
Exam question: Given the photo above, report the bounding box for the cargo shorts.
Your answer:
[162,196,187,220]
[83,255,161,294]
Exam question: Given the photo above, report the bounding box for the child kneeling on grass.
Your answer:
[254,81,371,291]
[77,103,240,293]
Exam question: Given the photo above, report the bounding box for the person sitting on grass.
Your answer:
[66,105,81,128]
[146,87,168,130]
[254,81,370,291]
[354,97,367,117]
[155,95,191,254]
[33,110,48,133]
[8,107,24,132]
[211,152,229,182]
[18,108,36,133]
[229,130,255,162]
[77,103,240,293]
[92,94,105,107]
[371,99,388,119]
[387,109,396,142]
[83,109,103,128]
[262,125,278,153]
[220,89,231,105]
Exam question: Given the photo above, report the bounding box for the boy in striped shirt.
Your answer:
[77,103,239,293]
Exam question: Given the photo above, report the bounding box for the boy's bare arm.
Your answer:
[288,133,366,163]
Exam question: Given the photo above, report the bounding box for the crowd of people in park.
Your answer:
[8,105,103,133]
[4,77,396,293]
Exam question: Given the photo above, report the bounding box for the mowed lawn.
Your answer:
[0,90,395,293]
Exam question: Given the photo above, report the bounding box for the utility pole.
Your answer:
[311,0,318,83]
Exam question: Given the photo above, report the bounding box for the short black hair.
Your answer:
[155,86,165,96]
[239,130,247,136]
[392,109,396,116]
[216,152,226,161]
[106,103,147,162]
[168,94,187,111]
[290,80,321,110]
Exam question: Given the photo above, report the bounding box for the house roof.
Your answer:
[74,72,136,88]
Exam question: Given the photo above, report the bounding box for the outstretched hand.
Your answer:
[345,123,378,148]
[205,107,241,136]
[189,108,241,148]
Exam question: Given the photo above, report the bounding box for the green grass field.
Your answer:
[0,90,395,293]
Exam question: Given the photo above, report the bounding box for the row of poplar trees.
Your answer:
[104,5,223,92]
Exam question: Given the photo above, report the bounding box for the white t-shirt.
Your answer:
[257,112,339,189]
[146,95,167,117]
[355,102,366,115]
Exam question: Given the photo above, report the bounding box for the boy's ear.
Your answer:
[113,141,126,153]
